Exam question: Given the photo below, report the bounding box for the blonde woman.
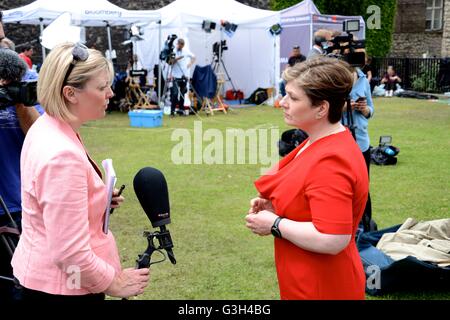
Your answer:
[12,43,149,301]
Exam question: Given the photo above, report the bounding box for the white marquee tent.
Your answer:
[136,0,281,98]
[3,0,160,59]
[280,0,366,70]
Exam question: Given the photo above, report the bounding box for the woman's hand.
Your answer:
[354,99,370,117]
[245,210,278,236]
[110,188,125,209]
[249,197,274,214]
[105,268,150,298]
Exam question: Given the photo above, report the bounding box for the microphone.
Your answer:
[133,167,176,267]
[0,48,27,82]
[0,48,37,108]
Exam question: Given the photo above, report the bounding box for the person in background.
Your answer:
[288,45,306,67]
[381,65,401,97]
[11,42,150,301]
[246,57,368,300]
[279,45,307,97]
[18,45,34,69]
[361,55,376,93]
[0,22,41,302]
[307,29,333,59]
[0,37,15,51]
[342,49,375,233]
[170,38,196,116]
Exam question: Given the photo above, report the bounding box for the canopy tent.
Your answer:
[280,0,366,70]
[136,0,281,99]
[3,0,160,60]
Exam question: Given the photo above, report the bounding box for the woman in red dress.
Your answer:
[245,57,369,300]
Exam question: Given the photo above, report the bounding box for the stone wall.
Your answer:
[442,0,450,56]
[390,32,443,58]
[1,0,270,67]
[390,0,444,57]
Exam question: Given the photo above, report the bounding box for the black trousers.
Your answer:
[170,78,187,115]
[20,286,105,302]
[361,148,373,231]
[385,80,398,91]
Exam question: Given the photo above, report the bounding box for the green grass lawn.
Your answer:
[80,97,450,300]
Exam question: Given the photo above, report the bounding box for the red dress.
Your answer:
[255,129,368,300]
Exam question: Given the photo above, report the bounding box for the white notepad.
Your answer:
[102,159,117,234]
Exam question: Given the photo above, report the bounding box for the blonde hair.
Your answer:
[37,42,113,122]
[283,57,354,123]
[0,37,15,51]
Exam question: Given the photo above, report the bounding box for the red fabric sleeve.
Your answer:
[304,154,354,235]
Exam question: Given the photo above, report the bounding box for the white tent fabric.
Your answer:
[3,0,160,27]
[41,12,82,49]
[136,0,281,98]
[3,0,160,60]
[281,0,320,18]
[280,0,365,69]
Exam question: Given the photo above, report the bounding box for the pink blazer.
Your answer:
[12,113,121,295]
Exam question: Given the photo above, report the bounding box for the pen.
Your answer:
[110,184,125,214]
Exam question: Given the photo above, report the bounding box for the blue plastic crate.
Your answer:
[128,110,163,128]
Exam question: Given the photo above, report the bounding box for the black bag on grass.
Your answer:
[370,136,400,166]
[278,129,309,157]
[245,88,268,105]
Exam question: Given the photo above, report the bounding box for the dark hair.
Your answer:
[21,45,33,52]
[283,57,354,124]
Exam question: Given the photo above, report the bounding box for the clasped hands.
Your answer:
[245,197,278,236]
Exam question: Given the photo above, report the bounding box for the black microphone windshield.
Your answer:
[133,167,171,228]
[0,48,28,82]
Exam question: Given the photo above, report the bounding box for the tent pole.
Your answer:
[310,14,313,52]
[158,20,162,106]
[39,18,46,61]
[106,22,113,61]
[273,35,276,100]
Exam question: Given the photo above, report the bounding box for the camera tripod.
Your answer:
[159,59,198,117]
[211,51,240,103]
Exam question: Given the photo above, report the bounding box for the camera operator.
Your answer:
[170,38,196,116]
[0,18,41,301]
[307,29,333,59]
[323,26,375,232]
[338,45,375,232]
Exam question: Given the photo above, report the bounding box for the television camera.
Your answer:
[0,48,37,109]
[213,40,227,61]
[159,34,178,64]
[325,19,366,67]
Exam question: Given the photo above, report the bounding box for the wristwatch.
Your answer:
[271,217,284,238]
